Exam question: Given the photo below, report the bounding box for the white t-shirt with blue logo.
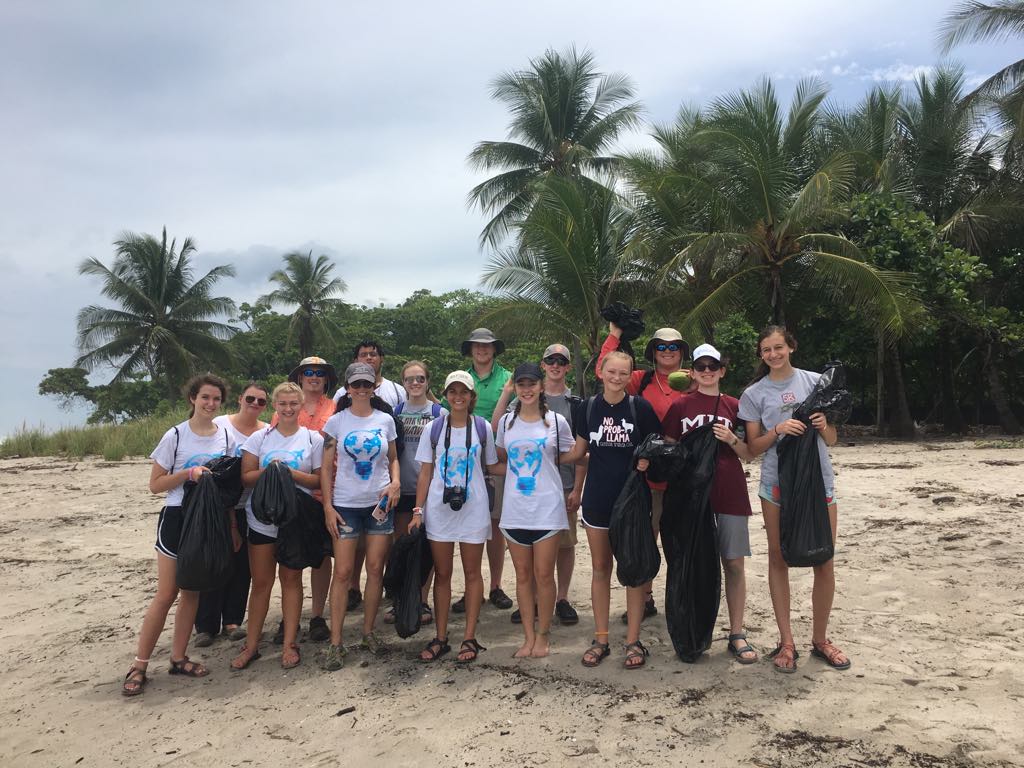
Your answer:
[150,420,235,507]
[495,412,574,531]
[323,409,398,508]
[414,417,498,544]
[241,426,324,538]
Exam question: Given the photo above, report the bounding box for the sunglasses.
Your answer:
[404,375,427,384]
[348,380,374,390]
[543,356,569,366]
[302,369,327,378]
[655,343,681,353]
[244,395,268,406]
[693,361,722,372]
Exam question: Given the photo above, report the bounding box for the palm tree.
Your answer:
[939,1,1024,119]
[479,176,645,394]
[640,78,918,344]
[76,228,237,400]
[259,251,347,357]
[467,47,643,248]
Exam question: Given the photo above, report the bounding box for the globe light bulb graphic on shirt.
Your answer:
[343,429,383,479]
[441,446,477,497]
[507,439,545,495]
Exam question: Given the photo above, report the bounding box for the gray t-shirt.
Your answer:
[508,388,577,491]
[737,369,835,491]
[396,402,444,495]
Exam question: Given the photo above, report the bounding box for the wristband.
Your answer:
[412,507,423,516]
[774,425,780,436]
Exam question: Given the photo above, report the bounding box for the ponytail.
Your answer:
[539,392,549,427]
[508,399,523,429]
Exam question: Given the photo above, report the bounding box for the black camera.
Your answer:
[442,486,467,511]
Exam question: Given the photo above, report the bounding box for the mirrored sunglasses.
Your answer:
[244,395,268,406]
[543,356,569,366]
[302,368,327,377]
[655,343,681,352]
[693,361,722,372]
[404,375,427,384]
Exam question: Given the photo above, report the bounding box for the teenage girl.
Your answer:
[230,382,324,671]
[737,326,851,673]
[122,374,233,696]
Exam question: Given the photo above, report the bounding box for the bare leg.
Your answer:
[310,558,331,618]
[722,556,747,637]
[531,536,559,657]
[233,543,276,667]
[555,544,575,602]
[461,543,485,644]
[351,543,366,600]
[624,586,646,646]
[329,538,359,646]
[761,500,793,645]
[133,553,181,672]
[278,566,303,660]
[171,589,200,661]
[361,534,392,635]
[811,504,839,644]
[507,540,536,658]
[429,542,455,647]
[486,518,505,592]
[585,527,613,646]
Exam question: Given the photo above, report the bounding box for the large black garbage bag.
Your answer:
[251,462,298,527]
[177,472,234,591]
[608,470,660,587]
[645,426,721,663]
[276,492,331,570]
[203,455,243,511]
[776,363,852,568]
[601,302,645,359]
[385,526,434,638]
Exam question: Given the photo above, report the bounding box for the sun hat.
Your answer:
[442,370,476,393]
[513,362,543,382]
[644,328,689,362]
[461,328,506,357]
[542,343,571,363]
[344,362,376,385]
[691,343,722,363]
[288,355,338,392]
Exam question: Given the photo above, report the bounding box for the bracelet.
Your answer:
[774,425,780,436]
[412,508,423,516]
[730,437,738,447]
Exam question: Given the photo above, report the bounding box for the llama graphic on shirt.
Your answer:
[343,429,383,479]
[507,438,545,495]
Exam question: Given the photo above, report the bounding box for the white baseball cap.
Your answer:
[443,370,475,392]
[691,343,722,362]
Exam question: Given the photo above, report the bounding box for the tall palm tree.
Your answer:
[641,78,918,344]
[479,176,645,394]
[259,251,347,357]
[76,228,237,400]
[467,47,643,248]
[939,1,1024,118]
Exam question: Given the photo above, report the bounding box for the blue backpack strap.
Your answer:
[171,425,180,473]
[429,415,446,451]
[431,403,443,419]
[473,415,488,446]
[394,402,404,416]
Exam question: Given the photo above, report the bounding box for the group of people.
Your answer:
[121,323,851,697]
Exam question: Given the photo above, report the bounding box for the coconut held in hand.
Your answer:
[668,371,691,391]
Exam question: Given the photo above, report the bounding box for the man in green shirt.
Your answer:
[449,328,513,613]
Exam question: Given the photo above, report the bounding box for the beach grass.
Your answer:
[0,408,190,459]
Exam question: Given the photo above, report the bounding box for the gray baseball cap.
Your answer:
[344,362,376,385]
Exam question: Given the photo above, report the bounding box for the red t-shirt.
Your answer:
[662,392,752,517]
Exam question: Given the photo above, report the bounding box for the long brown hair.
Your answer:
[751,326,798,383]
[184,373,228,416]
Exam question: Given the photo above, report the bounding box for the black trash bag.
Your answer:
[608,470,660,587]
[385,526,434,639]
[276,492,331,570]
[204,455,243,510]
[601,301,645,360]
[776,362,852,567]
[251,462,298,527]
[648,425,721,663]
[176,471,234,591]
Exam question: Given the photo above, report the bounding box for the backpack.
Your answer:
[429,414,489,451]
[584,394,638,433]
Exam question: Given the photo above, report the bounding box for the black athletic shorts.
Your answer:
[394,494,416,517]
[500,528,559,547]
[154,506,184,559]
[248,528,277,546]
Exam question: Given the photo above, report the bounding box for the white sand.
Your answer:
[1,439,1022,767]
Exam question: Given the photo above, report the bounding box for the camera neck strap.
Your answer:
[441,415,473,488]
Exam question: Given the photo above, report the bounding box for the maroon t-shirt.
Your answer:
[662,392,752,517]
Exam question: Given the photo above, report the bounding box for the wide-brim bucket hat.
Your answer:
[288,356,339,393]
[461,327,506,357]
[643,329,689,363]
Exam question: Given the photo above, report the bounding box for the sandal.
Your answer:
[168,657,209,678]
[420,603,434,626]
[322,643,347,671]
[624,640,649,670]
[581,640,611,668]
[383,605,396,624]
[419,636,451,663]
[456,638,486,664]
[811,638,851,670]
[121,664,148,697]
[728,632,758,664]
[767,642,799,673]
[281,643,301,669]
[230,646,262,670]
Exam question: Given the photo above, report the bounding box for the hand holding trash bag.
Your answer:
[176,471,234,591]
[608,470,661,587]
[251,462,298,527]
[384,526,434,638]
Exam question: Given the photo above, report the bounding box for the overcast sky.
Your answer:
[0,0,1015,437]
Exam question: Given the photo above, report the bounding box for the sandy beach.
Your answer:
[1,438,1022,767]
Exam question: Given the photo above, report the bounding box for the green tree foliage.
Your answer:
[259,251,347,357]
[39,367,163,424]
[75,229,237,400]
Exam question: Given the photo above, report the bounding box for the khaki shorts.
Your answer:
[560,491,578,548]
[650,489,664,536]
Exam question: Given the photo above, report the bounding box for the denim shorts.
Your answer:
[335,504,395,539]
[758,483,836,506]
